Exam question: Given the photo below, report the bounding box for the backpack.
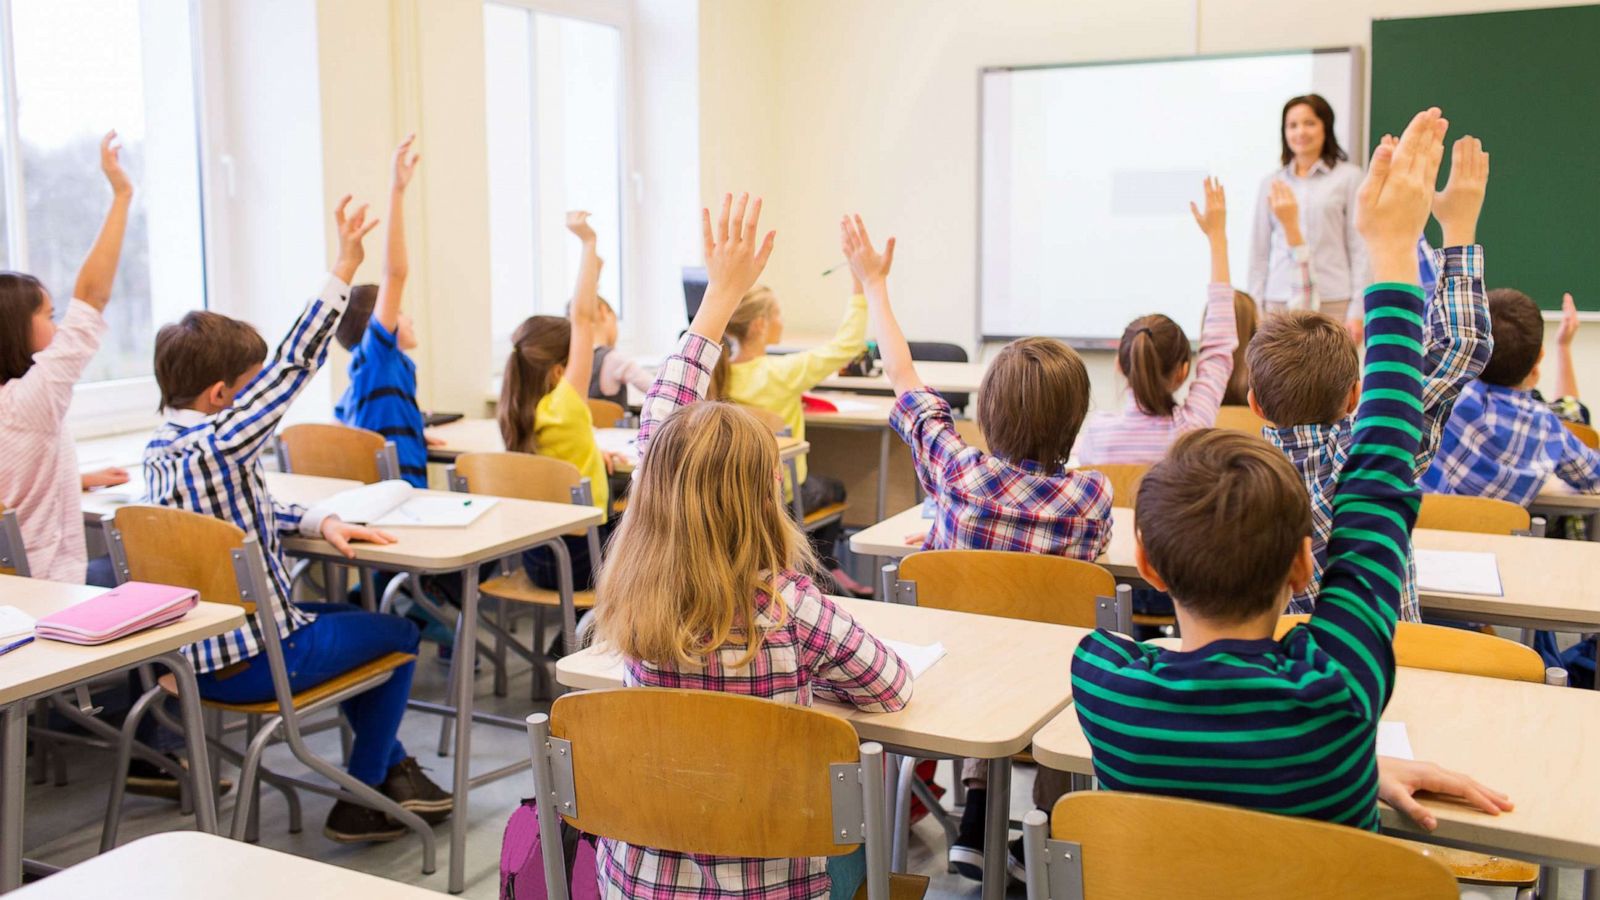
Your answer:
[500,798,600,900]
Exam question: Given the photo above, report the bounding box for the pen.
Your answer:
[0,635,34,656]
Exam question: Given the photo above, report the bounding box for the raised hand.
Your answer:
[1188,176,1226,240]
[702,192,775,299]
[839,214,896,286]
[1559,293,1581,347]
[1356,108,1448,283]
[332,195,381,284]
[391,133,421,192]
[567,210,597,245]
[100,130,133,199]
[1432,135,1488,247]
[1267,180,1303,245]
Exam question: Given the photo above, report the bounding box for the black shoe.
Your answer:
[1007,836,1027,883]
[947,788,986,881]
[126,754,233,801]
[324,800,407,843]
[381,756,453,824]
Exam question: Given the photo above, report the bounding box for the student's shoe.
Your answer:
[947,788,986,881]
[381,756,453,824]
[125,754,233,801]
[324,800,407,843]
[1007,836,1027,883]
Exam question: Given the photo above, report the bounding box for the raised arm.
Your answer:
[562,212,602,396]
[1178,177,1237,428]
[373,134,419,333]
[840,214,920,396]
[73,131,135,311]
[1269,180,1319,311]
[1555,292,1580,401]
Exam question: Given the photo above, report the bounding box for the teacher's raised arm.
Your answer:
[1249,94,1368,327]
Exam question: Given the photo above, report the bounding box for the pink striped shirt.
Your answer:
[0,300,106,582]
[1076,284,1237,466]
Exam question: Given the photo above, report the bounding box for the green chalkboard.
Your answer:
[1372,5,1600,311]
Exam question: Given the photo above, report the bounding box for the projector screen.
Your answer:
[980,49,1361,345]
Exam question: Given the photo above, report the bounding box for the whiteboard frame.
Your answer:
[975,46,1365,349]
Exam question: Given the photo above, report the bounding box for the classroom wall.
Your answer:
[697,0,1600,413]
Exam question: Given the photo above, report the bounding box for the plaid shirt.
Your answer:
[604,331,911,900]
[1421,380,1600,505]
[890,389,1112,558]
[1266,246,1490,621]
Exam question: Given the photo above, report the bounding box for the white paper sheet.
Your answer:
[883,639,947,679]
[593,429,641,464]
[370,496,499,528]
[0,605,36,641]
[825,398,882,414]
[1414,549,1504,596]
[1377,721,1413,760]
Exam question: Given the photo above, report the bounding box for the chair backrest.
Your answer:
[534,689,871,858]
[585,398,626,429]
[109,505,252,611]
[1416,494,1530,535]
[277,423,389,484]
[1564,419,1600,449]
[0,505,29,577]
[898,550,1113,628]
[907,342,971,409]
[1275,615,1545,683]
[450,451,596,543]
[1213,405,1271,435]
[1081,464,1148,509]
[1036,792,1456,899]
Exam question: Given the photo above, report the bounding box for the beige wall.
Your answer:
[698,0,1600,413]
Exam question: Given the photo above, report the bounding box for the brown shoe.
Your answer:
[126,755,233,801]
[380,756,453,824]
[324,800,407,843]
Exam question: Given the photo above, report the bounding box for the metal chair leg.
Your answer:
[231,715,278,842]
[338,710,354,766]
[892,756,914,871]
[437,616,463,756]
[494,598,510,698]
[100,684,164,851]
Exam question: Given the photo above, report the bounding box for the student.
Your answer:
[707,266,871,594]
[1423,289,1600,504]
[144,196,450,843]
[587,295,652,407]
[498,212,626,590]
[1247,132,1491,621]
[1078,178,1237,466]
[335,134,431,488]
[0,132,132,583]
[839,213,1109,880]
[1073,108,1513,830]
[1220,292,1259,407]
[592,193,910,900]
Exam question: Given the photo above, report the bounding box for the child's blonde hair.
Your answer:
[593,400,816,667]
[708,286,779,400]
[498,315,571,452]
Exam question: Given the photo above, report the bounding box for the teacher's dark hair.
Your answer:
[1279,94,1347,168]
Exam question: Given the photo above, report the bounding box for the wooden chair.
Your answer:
[275,422,398,484]
[448,452,602,699]
[1080,464,1148,510]
[1417,494,1535,536]
[526,689,925,900]
[0,505,30,577]
[584,397,627,428]
[890,550,1126,631]
[742,404,848,534]
[1564,419,1600,449]
[101,505,430,870]
[1213,404,1271,435]
[1022,792,1457,899]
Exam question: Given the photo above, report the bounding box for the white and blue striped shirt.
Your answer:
[143,275,349,674]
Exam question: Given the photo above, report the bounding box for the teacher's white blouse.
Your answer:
[1248,158,1369,305]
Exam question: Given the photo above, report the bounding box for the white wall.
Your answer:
[698,0,1600,413]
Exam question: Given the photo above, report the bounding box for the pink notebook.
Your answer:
[35,582,199,645]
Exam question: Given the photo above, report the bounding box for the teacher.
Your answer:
[1248,94,1369,323]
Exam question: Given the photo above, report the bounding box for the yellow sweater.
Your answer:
[725,294,868,488]
[535,378,608,515]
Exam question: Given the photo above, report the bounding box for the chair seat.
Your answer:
[481,569,597,609]
[159,652,416,715]
[803,502,848,528]
[852,872,929,900]
[1131,613,1176,628]
[1399,840,1539,887]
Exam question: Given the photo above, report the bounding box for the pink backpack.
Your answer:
[501,799,600,900]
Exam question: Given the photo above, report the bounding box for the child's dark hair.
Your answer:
[1118,314,1190,416]
[977,337,1091,468]
[1246,311,1359,425]
[336,283,379,351]
[498,315,572,452]
[0,273,48,384]
[1480,288,1544,387]
[153,311,270,410]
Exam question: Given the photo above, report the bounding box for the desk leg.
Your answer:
[876,429,890,523]
[1,703,25,893]
[981,756,1011,900]
[156,652,218,835]
[449,570,480,894]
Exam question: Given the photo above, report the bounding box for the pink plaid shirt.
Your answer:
[890,389,1113,558]
[600,331,912,900]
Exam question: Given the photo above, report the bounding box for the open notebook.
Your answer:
[314,480,499,528]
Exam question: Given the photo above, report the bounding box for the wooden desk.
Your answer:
[557,595,1087,900]
[1030,666,1600,869]
[425,418,809,466]
[0,576,245,892]
[10,831,440,898]
[819,360,987,395]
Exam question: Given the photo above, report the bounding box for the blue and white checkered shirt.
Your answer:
[1422,381,1600,505]
[1266,245,1491,622]
[143,276,349,674]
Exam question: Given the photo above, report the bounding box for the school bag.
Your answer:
[500,797,599,900]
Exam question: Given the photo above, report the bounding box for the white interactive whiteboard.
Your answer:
[980,49,1361,345]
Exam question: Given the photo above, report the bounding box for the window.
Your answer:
[483,0,626,357]
[0,0,205,394]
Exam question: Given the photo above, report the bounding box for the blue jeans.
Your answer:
[195,604,420,785]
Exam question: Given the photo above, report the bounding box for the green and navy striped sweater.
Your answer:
[1071,282,1426,830]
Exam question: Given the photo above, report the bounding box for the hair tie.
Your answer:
[1134,327,1153,339]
